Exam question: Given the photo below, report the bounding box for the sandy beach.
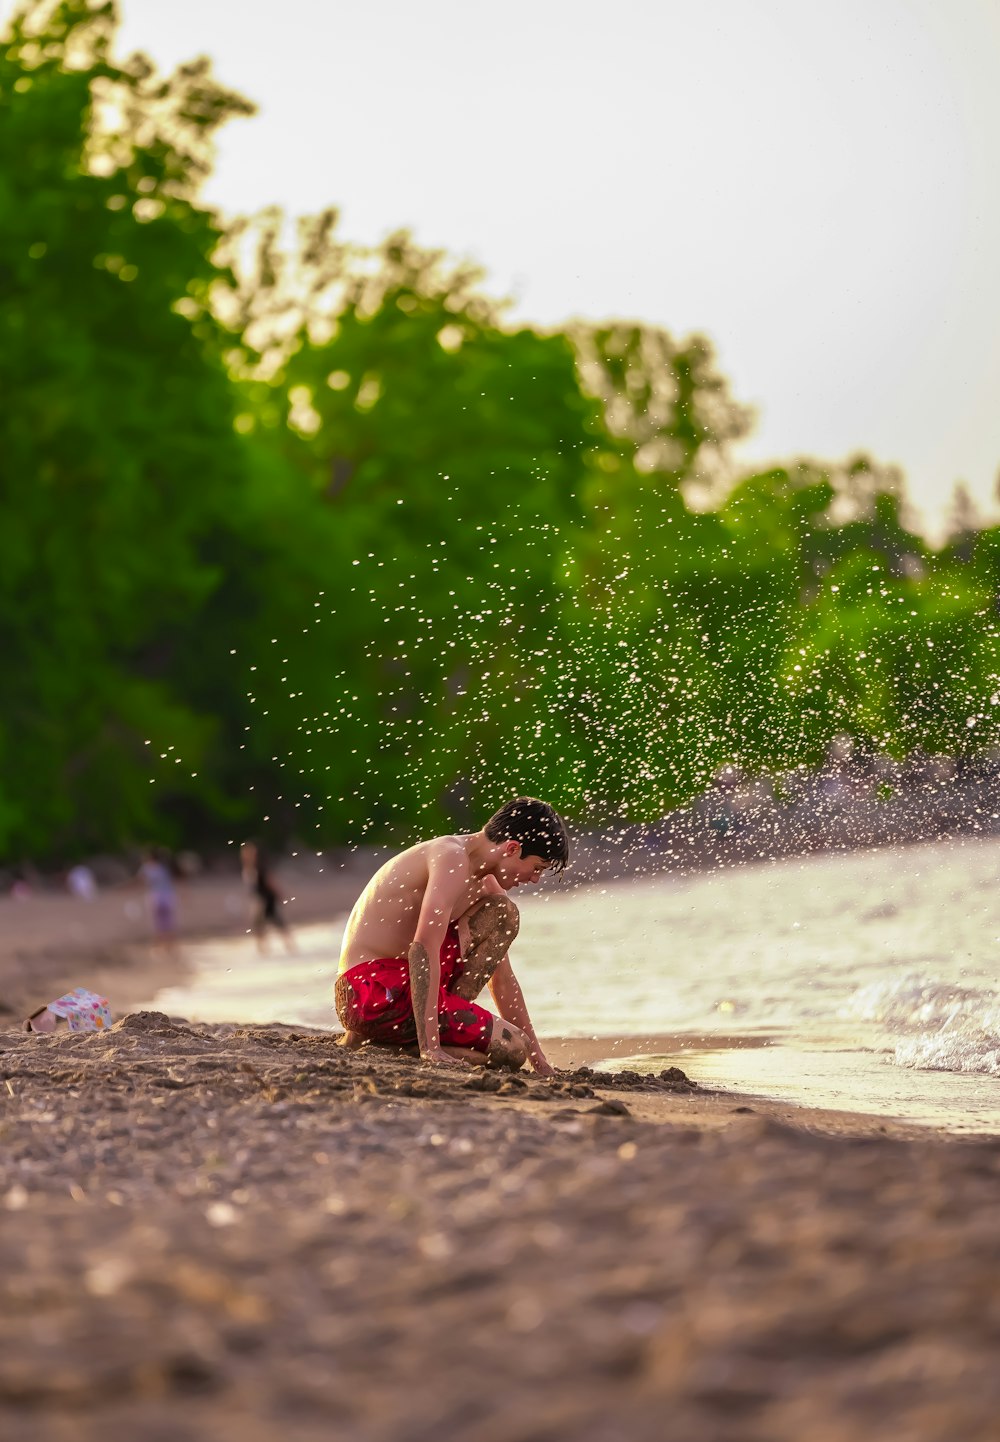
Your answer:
[3,877,1000,1441]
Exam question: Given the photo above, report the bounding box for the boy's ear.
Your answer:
[502,840,521,857]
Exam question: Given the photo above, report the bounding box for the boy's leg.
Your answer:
[452,895,519,1000]
[451,897,527,1068]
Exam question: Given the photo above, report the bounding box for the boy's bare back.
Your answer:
[338,835,500,973]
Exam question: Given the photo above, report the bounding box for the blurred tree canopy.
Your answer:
[0,0,254,855]
[2,0,1000,863]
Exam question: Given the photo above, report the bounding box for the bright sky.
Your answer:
[14,0,1000,534]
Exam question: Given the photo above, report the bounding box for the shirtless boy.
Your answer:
[335,798,570,1072]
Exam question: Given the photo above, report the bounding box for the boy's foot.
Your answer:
[337,1030,366,1050]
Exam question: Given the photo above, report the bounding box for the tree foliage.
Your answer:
[3,1,1000,862]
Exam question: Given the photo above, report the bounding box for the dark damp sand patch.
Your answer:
[3,1013,1000,1442]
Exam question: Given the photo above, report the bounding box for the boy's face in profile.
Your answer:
[496,844,551,891]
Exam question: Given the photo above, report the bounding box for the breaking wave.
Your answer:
[843,975,1000,1076]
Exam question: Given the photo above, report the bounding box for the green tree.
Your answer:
[529,324,756,820]
[0,0,253,856]
[6,0,999,864]
[214,230,596,844]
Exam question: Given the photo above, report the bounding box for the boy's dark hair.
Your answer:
[483,798,570,871]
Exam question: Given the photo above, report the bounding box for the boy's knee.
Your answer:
[471,893,520,946]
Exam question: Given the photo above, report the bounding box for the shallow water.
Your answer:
[151,834,1000,1134]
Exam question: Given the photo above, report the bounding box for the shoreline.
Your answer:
[7,824,1000,1016]
[5,853,995,1144]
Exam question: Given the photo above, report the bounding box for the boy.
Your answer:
[335,798,569,1073]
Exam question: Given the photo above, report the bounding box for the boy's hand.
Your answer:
[529,1048,556,1077]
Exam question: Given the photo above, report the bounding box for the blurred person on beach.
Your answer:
[138,848,178,954]
[241,841,297,954]
[66,863,97,901]
[335,798,569,1074]
[9,868,35,901]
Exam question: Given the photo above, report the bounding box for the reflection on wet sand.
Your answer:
[545,1032,780,1070]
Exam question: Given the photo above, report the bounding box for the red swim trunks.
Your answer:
[334,925,494,1053]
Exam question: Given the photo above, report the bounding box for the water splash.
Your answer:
[843,973,1000,1075]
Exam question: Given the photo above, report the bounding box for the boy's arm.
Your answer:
[410,850,466,1068]
[488,956,555,1076]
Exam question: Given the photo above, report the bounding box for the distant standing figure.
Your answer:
[67,863,97,901]
[241,842,296,953]
[10,872,32,901]
[139,848,178,952]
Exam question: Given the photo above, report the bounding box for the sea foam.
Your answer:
[843,974,1000,1075]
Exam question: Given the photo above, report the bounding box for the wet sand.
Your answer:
[3,879,1000,1440]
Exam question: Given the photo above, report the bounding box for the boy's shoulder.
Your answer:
[381,833,469,878]
[398,834,473,888]
[422,833,471,869]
